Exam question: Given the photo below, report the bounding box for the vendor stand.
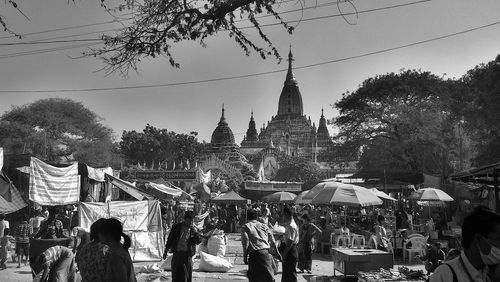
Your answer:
[331,248,393,276]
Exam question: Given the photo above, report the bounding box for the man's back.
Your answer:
[242,220,270,251]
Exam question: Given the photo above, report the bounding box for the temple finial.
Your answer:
[321,107,324,117]
[220,104,225,121]
[285,44,297,86]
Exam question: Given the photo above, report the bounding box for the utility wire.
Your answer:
[0,0,430,47]
[0,19,499,93]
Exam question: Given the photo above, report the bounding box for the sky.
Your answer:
[1,0,500,144]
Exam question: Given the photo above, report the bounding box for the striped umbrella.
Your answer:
[263,191,297,203]
[310,182,383,207]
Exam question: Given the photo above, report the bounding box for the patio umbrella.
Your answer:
[409,188,454,202]
[369,188,397,201]
[417,201,447,207]
[310,183,383,207]
[209,190,248,205]
[294,190,311,204]
[264,191,297,203]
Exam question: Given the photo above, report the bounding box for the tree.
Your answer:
[461,55,500,166]
[120,124,203,167]
[334,70,468,175]
[0,98,120,166]
[89,0,298,75]
[274,155,323,185]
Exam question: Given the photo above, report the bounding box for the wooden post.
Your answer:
[494,169,499,213]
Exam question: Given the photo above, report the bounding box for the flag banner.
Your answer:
[199,168,211,183]
[86,166,113,182]
[79,200,164,261]
[29,157,80,206]
[0,171,27,213]
[0,147,3,170]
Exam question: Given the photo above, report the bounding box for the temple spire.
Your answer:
[321,107,324,118]
[220,104,226,123]
[285,44,297,86]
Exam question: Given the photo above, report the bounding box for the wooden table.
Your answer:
[331,248,394,276]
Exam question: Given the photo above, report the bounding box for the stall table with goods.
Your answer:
[357,267,427,282]
[331,248,393,276]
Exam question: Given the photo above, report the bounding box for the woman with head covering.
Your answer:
[98,218,136,282]
[75,219,110,282]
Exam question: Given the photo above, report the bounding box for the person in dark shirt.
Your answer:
[163,210,201,282]
[420,242,445,274]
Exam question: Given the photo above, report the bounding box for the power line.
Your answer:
[0,19,130,40]
[0,39,101,46]
[1,19,499,93]
[0,42,102,59]
[0,0,428,44]
[0,0,430,52]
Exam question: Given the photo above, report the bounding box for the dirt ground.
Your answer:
[0,233,425,282]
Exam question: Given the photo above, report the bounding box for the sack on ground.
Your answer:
[198,251,233,272]
[207,230,226,257]
[160,254,173,271]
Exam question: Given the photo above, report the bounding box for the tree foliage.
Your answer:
[90,0,295,75]
[0,98,119,166]
[460,55,500,166]
[273,155,323,183]
[120,124,204,167]
[334,70,468,175]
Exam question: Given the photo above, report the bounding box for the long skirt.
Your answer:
[248,249,274,282]
[297,242,312,271]
[48,255,75,282]
[281,245,298,282]
[172,251,192,282]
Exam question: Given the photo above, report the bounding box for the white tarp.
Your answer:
[87,166,113,182]
[0,147,3,170]
[79,200,163,261]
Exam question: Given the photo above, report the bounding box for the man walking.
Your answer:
[241,208,280,282]
[164,210,201,282]
[281,206,299,282]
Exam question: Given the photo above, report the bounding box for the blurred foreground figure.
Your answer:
[34,245,75,282]
[430,206,500,282]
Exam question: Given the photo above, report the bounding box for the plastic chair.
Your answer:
[367,235,378,249]
[350,235,366,248]
[336,235,351,247]
[403,237,427,264]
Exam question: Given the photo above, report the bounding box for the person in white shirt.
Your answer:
[0,214,8,238]
[281,206,299,282]
[430,206,500,282]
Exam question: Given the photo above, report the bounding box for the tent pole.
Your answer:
[494,169,499,213]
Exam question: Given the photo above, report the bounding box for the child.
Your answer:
[15,215,32,268]
[0,228,9,270]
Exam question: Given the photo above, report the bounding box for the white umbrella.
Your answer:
[369,188,397,201]
[310,182,383,207]
[409,188,454,202]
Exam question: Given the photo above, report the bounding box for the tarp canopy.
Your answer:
[105,173,153,201]
[0,170,28,214]
[210,190,248,204]
[451,162,500,185]
[79,200,163,261]
[147,182,183,197]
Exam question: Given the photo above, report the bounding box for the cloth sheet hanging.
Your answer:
[29,157,80,206]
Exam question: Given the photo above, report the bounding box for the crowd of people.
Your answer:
[2,200,500,282]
